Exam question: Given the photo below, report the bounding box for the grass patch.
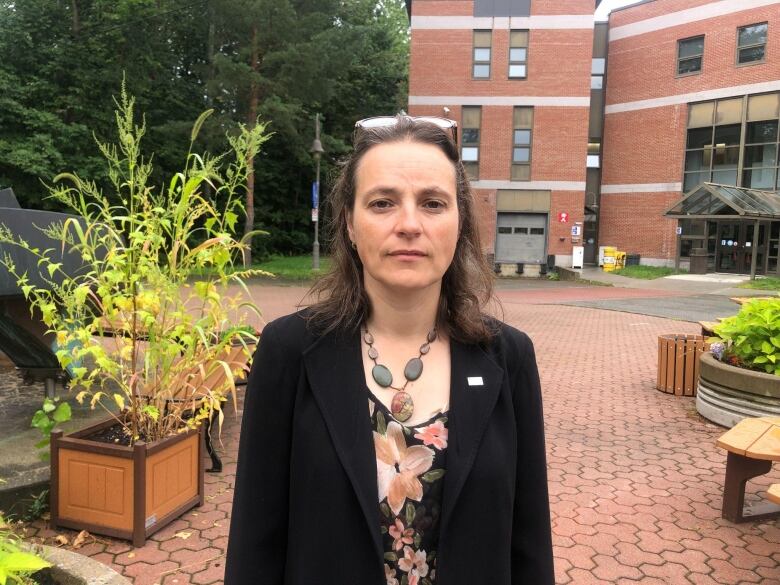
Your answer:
[611,265,686,279]
[738,277,780,290]
[253,255,331,281]
[194,255,331,281]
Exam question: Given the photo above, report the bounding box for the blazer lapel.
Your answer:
[302,329,383,560]
[441,338,504,533]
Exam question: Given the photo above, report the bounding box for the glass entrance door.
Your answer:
[716,222,743,272]
[715,221,767,273]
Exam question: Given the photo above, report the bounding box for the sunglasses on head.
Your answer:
[355,116,458,144]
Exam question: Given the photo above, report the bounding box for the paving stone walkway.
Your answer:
[20,284,780,584]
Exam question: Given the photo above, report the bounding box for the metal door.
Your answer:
[495,213,548,263]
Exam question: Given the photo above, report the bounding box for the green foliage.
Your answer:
[713,297,780,375]
[738,277,780,290]
[0,0,410,255]
[611,266,687,279]
[0,88,271,444]
[30,399,72,458]
[0,514,52,585]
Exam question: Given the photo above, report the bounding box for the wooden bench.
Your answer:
[699,320,719,337]
[729,296,777,305]
[716,416,780,522]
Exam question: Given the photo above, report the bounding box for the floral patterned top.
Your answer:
[368,390,449,585]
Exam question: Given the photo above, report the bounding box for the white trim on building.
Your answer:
[601,183,683,194]
[410,96,590,107]
[609,0,780,41]
[411,15,595,30]
[472,180,586,190]
[605,79,780,114]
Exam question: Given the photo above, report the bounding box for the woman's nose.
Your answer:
[396,203,422,236]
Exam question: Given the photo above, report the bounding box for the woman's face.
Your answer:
[348,139,459,295]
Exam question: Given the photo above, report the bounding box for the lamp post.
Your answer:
[310,113,324,271]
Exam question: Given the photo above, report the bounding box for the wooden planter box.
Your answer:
[657,334,709,396]
[50,419,204,547]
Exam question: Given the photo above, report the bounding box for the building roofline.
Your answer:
[610,0,656,17]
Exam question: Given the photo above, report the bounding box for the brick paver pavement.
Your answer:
[21,283,780,584]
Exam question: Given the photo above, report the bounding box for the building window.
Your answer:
[591,58,605,89]
[737,22,768,65]
[473,30,491,79]
[684,93,780,191]
[462,106,481,180]
[677,35,704,75]
[509,30,528,79]
[587,142,600,168]
[511,107,533,181]
[743,93,779,189]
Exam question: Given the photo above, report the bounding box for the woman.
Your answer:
[225,116,554,585]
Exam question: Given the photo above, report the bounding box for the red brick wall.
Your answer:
[601,105,687,185]
[607,5,780,105]
[410,28,592,97]
[610,0,716,27]
[598,192,680,260]
[407,0,597,260]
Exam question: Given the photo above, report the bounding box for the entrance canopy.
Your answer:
[665,183,780,220]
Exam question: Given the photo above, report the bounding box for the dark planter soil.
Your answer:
[29,568,62,585]
[85,422,152,446]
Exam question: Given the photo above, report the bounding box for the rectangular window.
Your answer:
[684,94,780,191]
[587,142,600,168]
[529,227,544,235]
[473,30,491,79]
[462,106,481,180]
[508,30,528,79]
[511,107,533,181]
[678,36,704,75]
[497,226,512,234]
[591,58,605,89]
[737,22,768,65]
[513,227,527,234]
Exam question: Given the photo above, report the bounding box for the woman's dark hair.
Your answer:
[306,116,496,344]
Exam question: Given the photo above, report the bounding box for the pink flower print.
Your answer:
[397,546,429,578]
[408,573,419,585]
[374,421,434,516]
[384,563,399,585]
[414,419,448,450]
[388,518,414,551]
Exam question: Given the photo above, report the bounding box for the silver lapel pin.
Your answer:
[467,376,484,387]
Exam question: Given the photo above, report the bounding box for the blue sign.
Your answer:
[312,181,319,208]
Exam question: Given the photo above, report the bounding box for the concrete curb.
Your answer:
[22,543,131,585]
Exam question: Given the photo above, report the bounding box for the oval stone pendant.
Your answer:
[391,391,414,422]
[404,357,423,381]
[372,364,393,387]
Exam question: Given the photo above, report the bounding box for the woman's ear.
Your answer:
[346,210,355,243]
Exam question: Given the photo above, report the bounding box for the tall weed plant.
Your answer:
[0,85,272,445]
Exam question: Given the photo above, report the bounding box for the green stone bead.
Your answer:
[404,357,423,381]
[372,364,393,387]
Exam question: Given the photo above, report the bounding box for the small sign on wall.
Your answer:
[571,225,581,236]
[558,212,569,223]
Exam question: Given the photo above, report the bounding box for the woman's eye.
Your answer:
[369,199,393,210]
[424,200,446,210]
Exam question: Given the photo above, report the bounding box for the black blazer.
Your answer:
[225,311,554,585]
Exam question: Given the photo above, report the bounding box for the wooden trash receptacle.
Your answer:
[657,334,709,396]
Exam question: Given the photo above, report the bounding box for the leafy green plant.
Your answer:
[712,297,780,374]
[0,86,271,445]
[30,399,71,457]
[0,513,51,585]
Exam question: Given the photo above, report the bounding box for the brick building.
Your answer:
[407,0,780,274]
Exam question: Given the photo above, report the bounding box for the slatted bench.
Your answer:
[699,320,719,337]
[716,416,780,522]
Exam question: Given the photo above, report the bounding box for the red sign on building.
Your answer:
[558,212,569,223]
